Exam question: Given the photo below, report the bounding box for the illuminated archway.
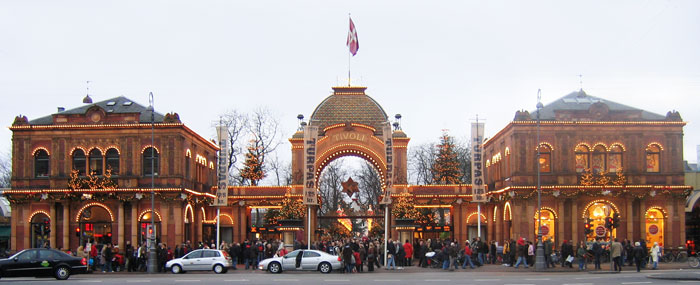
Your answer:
[534,208,557,242]
[466,212,487,224]
[582,200,618,241]
[645,207,666,248]
[75,203,114,245]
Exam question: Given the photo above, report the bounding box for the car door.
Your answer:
[302,251,321,270]
[282,250,300,271]
[181,250,202,271]
[37,249,60,275]
[201,250,219,270]
[4,249,38,277]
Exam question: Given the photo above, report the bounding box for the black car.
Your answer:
[0,248,88,280]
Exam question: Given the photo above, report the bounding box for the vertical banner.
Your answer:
[214,126,229,206]
[471,122,486,203]
[303,125,319,205]
[380,123,393,205]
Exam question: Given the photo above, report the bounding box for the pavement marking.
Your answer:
[475,279,501,281]
[373,280,401,282]
[175,280,200,282]
[678,282,700,283]
[78,281,103,283]
[562,283,593,285]
[126,281,151,283]
[525,278,550,280]
[273,279,299,282]
[324,280,350,282]
[621,282,651,284]
[424,280,451,282]
[225,280,250,282]
[575,277,601,280]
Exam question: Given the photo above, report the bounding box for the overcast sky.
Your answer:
[1,0,699,174]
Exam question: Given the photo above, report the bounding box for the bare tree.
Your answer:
[318,159,347,216]
[408,142,437,185]
[247,107,282,172]
[454,137,472,184]
[0,149,10,188]
[356,161,382,209]
[217,109,248,185]
[267,153,292,186]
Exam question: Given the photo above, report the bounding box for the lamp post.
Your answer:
[535,89,546,271]
[147,92,157,274]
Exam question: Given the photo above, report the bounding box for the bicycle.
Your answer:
[688,253,699,269]
[661,247,688,263]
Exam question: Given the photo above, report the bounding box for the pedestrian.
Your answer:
[125,241,134,272]
[561,240,573,268]
[544,238,554,268]
[489,241,497,264]
[650,242,660,270]
[403,240,413,266]
[367,244,376,272]
[611,238,623,272]
[386,239,396,270]
[592,238,602,270]
[633,242,645,272]
[527,241,535,266]
[577,241,587,271]
[514,238,528,269]
[462,241,475,269]
[102,243,113,273]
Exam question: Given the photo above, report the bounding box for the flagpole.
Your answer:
[347,13,351,87]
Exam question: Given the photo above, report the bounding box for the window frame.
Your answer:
[538,145,552,173]
[72,149,87,176]
[142,147,160,176]
[105,148,120,175]
[608,145,623,173]
[575,145,590,173]
[34,149,50,178]
[645,144,661,173]
[88,149,103,176]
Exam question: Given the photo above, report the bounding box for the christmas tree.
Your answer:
[431,132,462,184]
[240,143,265,186]
[391,194,419,219]
[579,168,594,186]
[279,191,305,220]
[596,170,611,186]
[613,168,626,186]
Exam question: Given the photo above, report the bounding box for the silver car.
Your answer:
[166,249,232,274]
[258,249,342,274]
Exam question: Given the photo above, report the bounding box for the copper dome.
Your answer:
[309,86,389,134]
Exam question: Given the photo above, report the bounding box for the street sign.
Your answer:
[649,224,659,235]
[540,225,550,236]
[595,225,606,237]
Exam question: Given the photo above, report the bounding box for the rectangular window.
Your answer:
[608,154,622,173]
[539,153,551,173]
[575,154,588,173]
[591,154,605,174]
[106,157,119,175]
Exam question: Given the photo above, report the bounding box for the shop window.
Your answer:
[143,147,160,176]
[105,148,120,175]
[646,144,661,173]
[608,145,623,173]
[89,149,103,176]
[591,145,607,174]
[534,209,556,242]
[34,149,50,178]
[645,208,664,248]
[575,145,589,173]
[538,145,551,173]
[72,149,86,176]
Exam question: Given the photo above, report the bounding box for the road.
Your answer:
[0,269,697,285]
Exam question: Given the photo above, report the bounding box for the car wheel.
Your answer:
[171,265,182,274]
[54,266,71,280]
[268,262,281,273]
[319,262,332,274]
[213,264,225,274]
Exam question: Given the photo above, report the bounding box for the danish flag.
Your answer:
[346,17,359,56]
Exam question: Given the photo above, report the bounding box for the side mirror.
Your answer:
[13,257,18,262]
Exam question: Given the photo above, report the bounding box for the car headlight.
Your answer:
[258,265,264,270]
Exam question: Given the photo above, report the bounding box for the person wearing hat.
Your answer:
[633,242,645,272]
[650,242,661,269]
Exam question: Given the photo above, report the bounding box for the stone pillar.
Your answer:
[557,199,564,248]
[282,231,294,251]
[161,203,169,245]
[23,206,30,249]
[678,198,686,248]
[640,200,647,242]
[495,205,502,243]
[626,200,634,241]
[512,203,521,238]
[527,203,535,240]
[131,204,138,246]
[50,203,57,248]
[666,199,674,247]
[487,205,494,242]
[118,202,125,248]
[62,203,69,250]
[196,206,203,243]
[11,206,17,251]
[571,202,578,243]
[174,203,183,246]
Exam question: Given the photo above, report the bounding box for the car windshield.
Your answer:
[285,250,300,258]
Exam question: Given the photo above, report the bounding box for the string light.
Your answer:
[32,147,51,156]
[645,206,668,218]
[139,209,162,222]
[75,202,115,222]
[27,210,51,223]
[466,212,487,224]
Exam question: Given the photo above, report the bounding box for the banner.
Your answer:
[380,123,393,205]
[303,125,319,205]
[214,126,229,206]
[471,122,486,203]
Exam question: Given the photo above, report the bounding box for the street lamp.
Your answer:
[147,92,157,274]
[535,89,546,271]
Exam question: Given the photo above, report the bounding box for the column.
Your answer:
[527,203,535,240]
[11,205,17,251]
[678,198,686,248]
[639,200,647,242]
[495,205,502,243]
[626,200,633,241]
[23,206,30,249]
[118,202,125,248]
[487,205,494,242]
[174,203,183,246]
[557,199,564,248]
[512,203,521,238]
[131,204,138,246]
[49,203,57,248]
[161,202,169,245]
[571,202,578,243]
[196,206,203,243]
[62,203,69,250]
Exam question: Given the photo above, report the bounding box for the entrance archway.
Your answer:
[582,200,619,241]
[466,212,487,240]
[503,201,513,240]
[534,208,557,243]
[28,211,50,248]
[139,210,161,245]
[76,203,114,245]
[645,207,666,248]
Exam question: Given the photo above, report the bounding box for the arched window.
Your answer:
[575,145,590,173]
[72,149,86,176]
[591,145,607,174]
[89,149,103,175]
[34,149,50,178]
[185,152,191,179]
[646,144,661,173]
[143,147,160,176]
[608,145,623,173]
[538,145,551,173]
[105,148,120,175]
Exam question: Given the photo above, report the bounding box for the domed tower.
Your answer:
[289,86,409,187]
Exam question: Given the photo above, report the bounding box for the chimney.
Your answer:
[57,107,65,112]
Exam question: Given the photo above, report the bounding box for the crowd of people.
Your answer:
[59,235,662,274]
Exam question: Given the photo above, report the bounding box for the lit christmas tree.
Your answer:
[240,143,265,186]
[579,168,595,186]
[431,132,462,184]
[613,168,626,186]
[391,194,419,219]
[279,190,305,220]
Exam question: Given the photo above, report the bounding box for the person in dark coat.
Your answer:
[639,240,648,268]
[561,240,573,268]
[229,242,240,269]
[632,242,645,272]
[592,238,603,270]
[243,240,254,270]
[509,239,517,267]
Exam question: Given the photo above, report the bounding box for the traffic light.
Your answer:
[34,224,42,235]
[612,213,620,228]
[584,218,593,235]
[75,227,81,237]
[605,217,613,230]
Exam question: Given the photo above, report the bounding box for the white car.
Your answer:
[166,249,232,274]
[258,249,342,274]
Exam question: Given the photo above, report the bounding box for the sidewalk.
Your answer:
[647,270,700,281]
